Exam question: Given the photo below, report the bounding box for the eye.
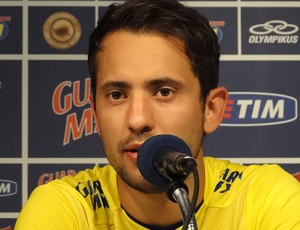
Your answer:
[156,87,174,98]
[108,91,126,100]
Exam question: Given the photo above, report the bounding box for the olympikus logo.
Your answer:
[0,179,17,197]
[248,20,299,44]
[222,92,298,126]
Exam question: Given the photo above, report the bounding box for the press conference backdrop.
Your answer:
[0,0,299,228]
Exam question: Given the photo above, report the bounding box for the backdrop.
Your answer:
[0,0,299,228]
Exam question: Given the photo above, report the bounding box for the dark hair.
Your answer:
[88,0,220,102]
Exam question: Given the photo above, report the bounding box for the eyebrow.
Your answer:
[99,81,132,92]
[145,77,184,90]
[98,76,184,92]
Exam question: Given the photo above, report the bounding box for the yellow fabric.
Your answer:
[15,157,300,229]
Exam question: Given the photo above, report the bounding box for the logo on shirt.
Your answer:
[76,180,109,211]
[214,169,243,193]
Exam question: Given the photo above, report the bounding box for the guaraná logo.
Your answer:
[52,78,97,145]
[222,92,298,127]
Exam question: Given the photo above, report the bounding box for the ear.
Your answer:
[204,87,228,134]
[90,95,101,136]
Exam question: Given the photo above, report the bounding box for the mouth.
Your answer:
[124,143,142,161]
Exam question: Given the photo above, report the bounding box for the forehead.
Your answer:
[99,29,186,56]
[95,30,194,82]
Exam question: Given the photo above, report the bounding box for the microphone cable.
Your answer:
[182,166,199,230]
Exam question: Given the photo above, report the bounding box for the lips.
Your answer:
[124,143,142,162]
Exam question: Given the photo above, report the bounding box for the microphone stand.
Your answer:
[167,182,198,230]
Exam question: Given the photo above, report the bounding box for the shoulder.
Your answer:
[243,163,300,203]
[61,164,117,190]
[204,156,300,189]
[16,164,120,229]
[204,157,247,196]
[204,156,300,201]
[59,164,120,211]
[26,164,117,210]
[204,157,300,218]
[243,164,300,228]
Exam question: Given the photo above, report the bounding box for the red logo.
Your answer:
[52,78,97,145]
[38,170,77,185]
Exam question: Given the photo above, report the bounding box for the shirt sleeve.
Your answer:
[248,165,300,230]
[15,181,90,230]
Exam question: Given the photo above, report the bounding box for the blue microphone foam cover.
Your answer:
[137,134,192,188]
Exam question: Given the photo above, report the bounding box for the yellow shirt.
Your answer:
[15,157,300,229]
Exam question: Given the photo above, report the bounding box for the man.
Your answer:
[15,0,300,229]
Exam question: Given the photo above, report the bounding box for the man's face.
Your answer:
[94,30,205,193]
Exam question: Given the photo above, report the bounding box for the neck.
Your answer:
[118,155,205,227]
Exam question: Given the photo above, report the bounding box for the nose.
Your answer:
[127,95,154,134]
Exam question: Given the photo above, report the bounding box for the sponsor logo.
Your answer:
[0,226,12,230]
[248,20,299,44]
[214,168,243,193]
[52,78,97,145]
[0,16,11,41]
[76,180,109,211]
[222,92,298,127]
[43,12,81,49]
[210,20,225,42]
[0,179,17,197]
[38,169,77,185]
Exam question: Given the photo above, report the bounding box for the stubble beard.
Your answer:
[118,165,167,194]
[103,132,167,193]
[102,127,203,194]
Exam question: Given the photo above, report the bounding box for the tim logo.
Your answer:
[222,92,298,127]
[0,179,17,197]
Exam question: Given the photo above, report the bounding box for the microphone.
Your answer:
[137,134,197,188]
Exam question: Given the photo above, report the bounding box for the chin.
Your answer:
[119,169,166,194]
[130,180,167,194]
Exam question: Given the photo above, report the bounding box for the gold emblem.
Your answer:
[43,12,81,50]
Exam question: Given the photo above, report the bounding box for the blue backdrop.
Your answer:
[0,1,299,228]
